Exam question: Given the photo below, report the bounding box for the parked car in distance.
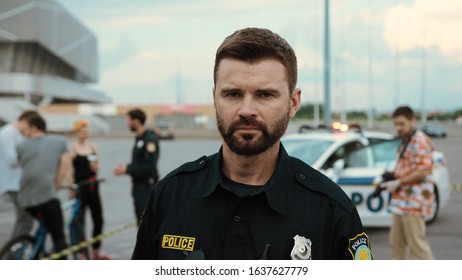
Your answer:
[153,122,175,139]
[421,122,447,138]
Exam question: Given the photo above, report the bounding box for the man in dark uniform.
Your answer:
[113,108,159,224]
[132,28,373,260]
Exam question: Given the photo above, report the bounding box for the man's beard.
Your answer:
[216,110,290,156]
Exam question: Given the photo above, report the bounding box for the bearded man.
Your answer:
[132,27,372,260]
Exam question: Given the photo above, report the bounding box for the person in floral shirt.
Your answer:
[380,106,434,259]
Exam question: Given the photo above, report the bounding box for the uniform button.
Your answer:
[233,216,241,223]
[199,160,205,165]
[300,174,306,180]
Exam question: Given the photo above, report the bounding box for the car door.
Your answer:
[330,139,401,227]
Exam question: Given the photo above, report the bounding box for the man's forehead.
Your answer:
[215,59,287,85]
[393,115,413,123]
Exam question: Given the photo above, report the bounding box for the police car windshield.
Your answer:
[282,139,333,165]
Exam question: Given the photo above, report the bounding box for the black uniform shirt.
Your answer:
[132,144,373,260]
[126,129,160,185]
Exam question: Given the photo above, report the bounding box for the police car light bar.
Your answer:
[297,122,363,134]
[332,122,349,132]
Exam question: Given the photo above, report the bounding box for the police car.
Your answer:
[282,123,451,227]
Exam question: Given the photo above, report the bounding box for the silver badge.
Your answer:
[290,235,312,260]
[136,140,144,148]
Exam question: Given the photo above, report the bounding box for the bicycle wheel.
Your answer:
[0,235,41,260]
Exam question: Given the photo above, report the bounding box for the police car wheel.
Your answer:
[425,185,439,225]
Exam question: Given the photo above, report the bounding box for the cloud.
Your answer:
[103,15,168,28]
[60,0,462,111]
[97,48,214,104]
[100,51,175,88]
[383,0,462,62]
[100,35,138,70]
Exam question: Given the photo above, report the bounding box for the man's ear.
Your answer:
[212,87,217,107]
[289,88,301,119]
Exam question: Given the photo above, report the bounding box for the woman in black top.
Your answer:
[70,119,110,260]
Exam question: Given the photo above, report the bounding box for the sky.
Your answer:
[58,0,462,113]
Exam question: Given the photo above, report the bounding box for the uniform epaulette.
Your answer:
[162,155,209,180]
[290,157,354,213]
[145,130,157,139]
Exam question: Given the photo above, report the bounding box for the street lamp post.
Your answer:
[323,0,332,127]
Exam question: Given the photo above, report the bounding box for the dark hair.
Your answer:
[392,106,415,120]
[27,114,47,132]
[127,108,146,125]
[214,27,298,93]
[18,110,39,121]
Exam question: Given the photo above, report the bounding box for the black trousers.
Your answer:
[132,184,154,224]
[26,198,67,259]
[71,181,104,250]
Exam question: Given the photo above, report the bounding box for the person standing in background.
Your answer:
[113,108,160,225]
[69,119,110,260]
[380,106,435,260]
[0,110,38,239]
[16,114,72,259]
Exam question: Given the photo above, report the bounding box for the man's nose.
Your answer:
[238,95,257,118]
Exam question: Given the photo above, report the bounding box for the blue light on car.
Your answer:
[337,177,375,185]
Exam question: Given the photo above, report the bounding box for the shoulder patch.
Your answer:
[147,142,156,153]
[348,232,374,260]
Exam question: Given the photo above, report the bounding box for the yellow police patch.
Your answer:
[147,142,156,153]
[348,232,374,260]
[162,234,195,252]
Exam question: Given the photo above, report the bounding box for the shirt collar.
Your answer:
[195,143,290,214]
[194,147,223,198]
[262,143,290,214]
[136,129,148,140]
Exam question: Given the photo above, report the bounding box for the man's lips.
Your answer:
[235,127,261,132]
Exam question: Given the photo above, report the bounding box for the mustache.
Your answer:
[227,117,267,133]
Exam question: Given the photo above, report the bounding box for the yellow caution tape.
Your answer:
[41,220,137,260]
[450,184,462,191]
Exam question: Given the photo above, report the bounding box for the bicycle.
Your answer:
[0,178,105,260]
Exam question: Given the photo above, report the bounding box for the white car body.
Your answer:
[282,129,451,227]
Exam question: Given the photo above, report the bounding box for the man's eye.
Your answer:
[259,92,273,98]
[224,91,240,97]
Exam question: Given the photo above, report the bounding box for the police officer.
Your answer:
[113,108,159,224]
[132,28,372,260]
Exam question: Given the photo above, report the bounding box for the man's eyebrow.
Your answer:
[255,88,281,95]
[219,87,281,95]
[220,87,241,93]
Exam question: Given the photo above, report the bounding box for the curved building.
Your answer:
[0,0,110,128]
